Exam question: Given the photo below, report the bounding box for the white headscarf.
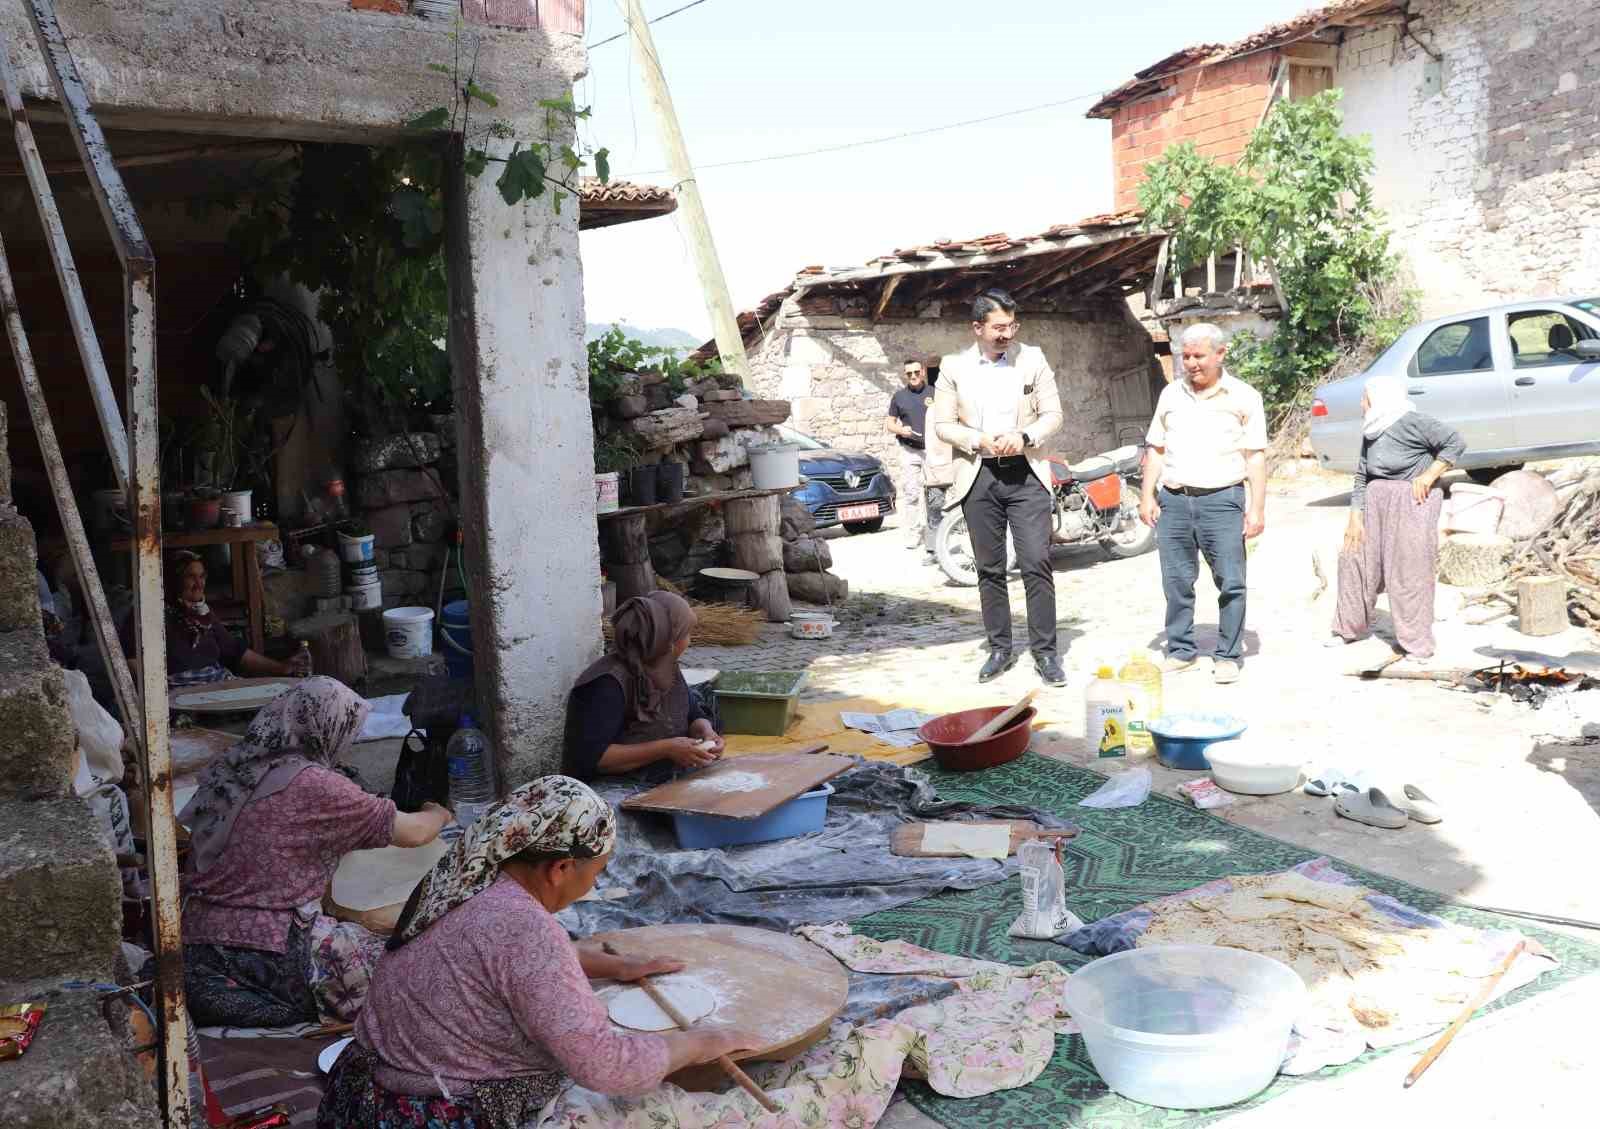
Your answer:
[1362,373,1413,440]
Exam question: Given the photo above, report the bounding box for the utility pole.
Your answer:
[623,0,751,380]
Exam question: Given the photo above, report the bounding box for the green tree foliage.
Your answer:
[1139,90,1414,408]
[586,326,723,403]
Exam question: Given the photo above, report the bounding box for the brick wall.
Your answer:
[1110,53,1277,211]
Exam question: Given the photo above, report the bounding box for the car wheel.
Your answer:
[843,517,885,534]
[1465,465,1521,486]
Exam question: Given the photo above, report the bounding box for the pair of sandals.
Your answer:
[1306,773,1442,829]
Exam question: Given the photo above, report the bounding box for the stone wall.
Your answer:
[745,297,1161,508]
[1334,0,1600,318]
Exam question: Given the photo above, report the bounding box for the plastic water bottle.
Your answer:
[1085,665,1127,758]
[446,712,496,829]
[1118,652,1163,754]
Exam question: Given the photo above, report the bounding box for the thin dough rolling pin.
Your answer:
[601,942,780,1113]
[965,690,1037,744]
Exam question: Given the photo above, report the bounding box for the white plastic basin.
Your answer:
[1203,737,1303,795]
[1065,944,1304,1109]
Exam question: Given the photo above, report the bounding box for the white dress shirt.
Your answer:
[975,351,1020,437]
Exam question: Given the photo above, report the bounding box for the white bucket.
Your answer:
[220,489,253,525]
[789,611,835,639]
[595,471,620,514]
[749,443,800,489]
[338,531,376,563]
[1442,483,1505,535]
[346,579,382,611]
[382,606,435,658]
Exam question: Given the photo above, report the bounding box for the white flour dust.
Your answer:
[685,770,768,794]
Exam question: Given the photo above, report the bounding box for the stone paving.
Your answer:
[685,463,1600,1128]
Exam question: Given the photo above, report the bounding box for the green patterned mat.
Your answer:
[855,753,1600,1129]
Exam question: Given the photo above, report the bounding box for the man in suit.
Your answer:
[935,289,1066,686]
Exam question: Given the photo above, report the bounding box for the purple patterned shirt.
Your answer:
[183,766,396,953]
[356,875,670,1097]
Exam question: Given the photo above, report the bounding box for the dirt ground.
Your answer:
[684,461,1600,1128]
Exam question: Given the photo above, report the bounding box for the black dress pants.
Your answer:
[961,459,1057,659]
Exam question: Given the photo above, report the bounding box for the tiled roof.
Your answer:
[577,178,678,230]
[1086,0,1402,118]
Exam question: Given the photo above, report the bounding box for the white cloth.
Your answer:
[1362,372,1415,439]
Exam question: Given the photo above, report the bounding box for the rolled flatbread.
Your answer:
[607,980,717,1031]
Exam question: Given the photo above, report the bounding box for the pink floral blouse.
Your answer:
[355,874,670,1097]
[183,766,396,953]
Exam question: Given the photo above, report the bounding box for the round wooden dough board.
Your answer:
[169,677,302,716]
[589,924,847,1089]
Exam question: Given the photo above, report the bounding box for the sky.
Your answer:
[576,0,1313,340]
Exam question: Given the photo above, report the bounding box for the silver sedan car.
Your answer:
[1310,297,1600,481]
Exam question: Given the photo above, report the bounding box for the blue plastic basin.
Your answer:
[1149,713,1248,771]
[671,784,834,849]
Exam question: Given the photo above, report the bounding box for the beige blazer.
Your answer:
[933,343,1063,507]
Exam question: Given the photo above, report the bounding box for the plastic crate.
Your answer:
[671,785,833,848]
[712,670,807,736]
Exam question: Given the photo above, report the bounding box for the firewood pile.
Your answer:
[1485,470,1600,629]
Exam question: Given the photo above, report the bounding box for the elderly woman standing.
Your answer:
[1329,373,1466,661]
[180,678,450,1026]
[318,776,753,1129]
[563,591,724,780]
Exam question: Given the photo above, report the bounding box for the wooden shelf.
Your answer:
[596,486,795,524]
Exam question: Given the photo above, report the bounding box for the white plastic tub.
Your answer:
[346,579,382,611]
[749,443,800,489]
[220,489,253,525]
[338,531,376,563]
[1203,737,1303,795]
[1065,944,1305,1109]
[1442,483,1504,535]
[382,606,435,658]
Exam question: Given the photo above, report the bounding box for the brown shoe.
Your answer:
[1213,659,1241,684]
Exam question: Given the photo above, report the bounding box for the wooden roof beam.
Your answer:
[1015,236,1159,300]
[871,273,904,322]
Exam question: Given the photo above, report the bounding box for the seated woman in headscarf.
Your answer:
[180,677,451,1027]
[1328,372,1465,663]
[125,549,308,687]
[563,591,724,780]
[318,776,755,1129]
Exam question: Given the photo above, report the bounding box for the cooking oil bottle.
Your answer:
[1118,652,1163,754]
[1085,666,1126,758]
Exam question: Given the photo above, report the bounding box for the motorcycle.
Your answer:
[935,444,1155,587]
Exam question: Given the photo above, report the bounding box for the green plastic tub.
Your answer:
[713,670,807,736]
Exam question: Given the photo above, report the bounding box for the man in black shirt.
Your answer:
[886,357,935,556]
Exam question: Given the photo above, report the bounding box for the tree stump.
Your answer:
[750,569,792,622]
[290,612,367,687]
[600,513,655,601]
[1517,576,1569,636]
[728,531,782,574]
[1437,533,1512,587]
[724,495,780,535]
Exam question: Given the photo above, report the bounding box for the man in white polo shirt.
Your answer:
[1139,323,1268,684]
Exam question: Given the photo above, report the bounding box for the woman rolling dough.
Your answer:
[563,591,724,780]
[318,776,754,1129]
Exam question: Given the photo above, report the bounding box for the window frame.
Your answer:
[1408,316,1496,379]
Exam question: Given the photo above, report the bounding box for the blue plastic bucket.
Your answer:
[440,599,473,679]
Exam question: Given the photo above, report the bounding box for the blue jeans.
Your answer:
[1156,484,1248,661]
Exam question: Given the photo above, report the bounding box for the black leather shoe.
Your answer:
[1034,654,1067,686]
[978,650,1018,683]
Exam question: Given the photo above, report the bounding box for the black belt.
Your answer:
[1162,483,1240,496]
[981,456,1029,467]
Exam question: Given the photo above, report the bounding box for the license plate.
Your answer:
[837,502,879,521]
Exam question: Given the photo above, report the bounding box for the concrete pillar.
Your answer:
[446,134,600,789]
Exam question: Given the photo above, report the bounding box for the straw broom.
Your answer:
[602,586,765,646]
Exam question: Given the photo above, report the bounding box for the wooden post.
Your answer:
[601,513,656,601]
[625,0,751,381]
[1517,576,1568,636]
[290,613,367,687]
[724,496,788,621]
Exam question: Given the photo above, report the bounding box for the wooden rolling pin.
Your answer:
[1403,939,1526,1087]
[965,689,1037,744]
[601,942,779,1113]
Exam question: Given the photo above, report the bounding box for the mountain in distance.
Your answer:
[585,322,702,354]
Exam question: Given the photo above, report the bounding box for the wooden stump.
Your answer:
[601,513,656,601]
[750,569,793,622]
[290,613,367,687]
[1517,576,1569,636]
[728,531,783,574]
[724,495,780,535]
[1437,533,1512,587]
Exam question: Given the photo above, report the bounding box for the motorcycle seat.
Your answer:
[1067,455,1117,483]
[1106,444,1144,475]
[1047,458,1072,486]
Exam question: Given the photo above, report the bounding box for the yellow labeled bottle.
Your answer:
[1118,652,1163,754]
[1085,666,1127,758]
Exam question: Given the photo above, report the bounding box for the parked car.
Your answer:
[1310,297,1600,482]
[779,425,897,533]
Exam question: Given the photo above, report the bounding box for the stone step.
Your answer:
[0,505,40,632]
[0,976,160,1129]
[0,798,121,984]
[0,630,76,802]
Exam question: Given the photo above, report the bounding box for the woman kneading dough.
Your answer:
[180,678,450,1027]
[318,776,754,1129]
[563,591,724,780]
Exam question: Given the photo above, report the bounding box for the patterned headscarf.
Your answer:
[609,591,697,722]
[180,677,371,873]
[165,549,216,648]
[390,775,616,948]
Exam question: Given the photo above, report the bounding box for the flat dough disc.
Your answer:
[608,981,717,1032]
[330,840,450,912]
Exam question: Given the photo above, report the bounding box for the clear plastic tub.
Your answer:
[1064,944,1304,1109]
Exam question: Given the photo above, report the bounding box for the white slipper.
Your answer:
[1334,787,1409,830]
[1398,784,1442,824]
[1304,771,1359,798]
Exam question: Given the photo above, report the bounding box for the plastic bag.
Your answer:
[1077,766,1151,809]
[1007,839,1085,939]
[64,667,123,788]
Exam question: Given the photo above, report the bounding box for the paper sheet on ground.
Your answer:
[920,822,1011,859]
